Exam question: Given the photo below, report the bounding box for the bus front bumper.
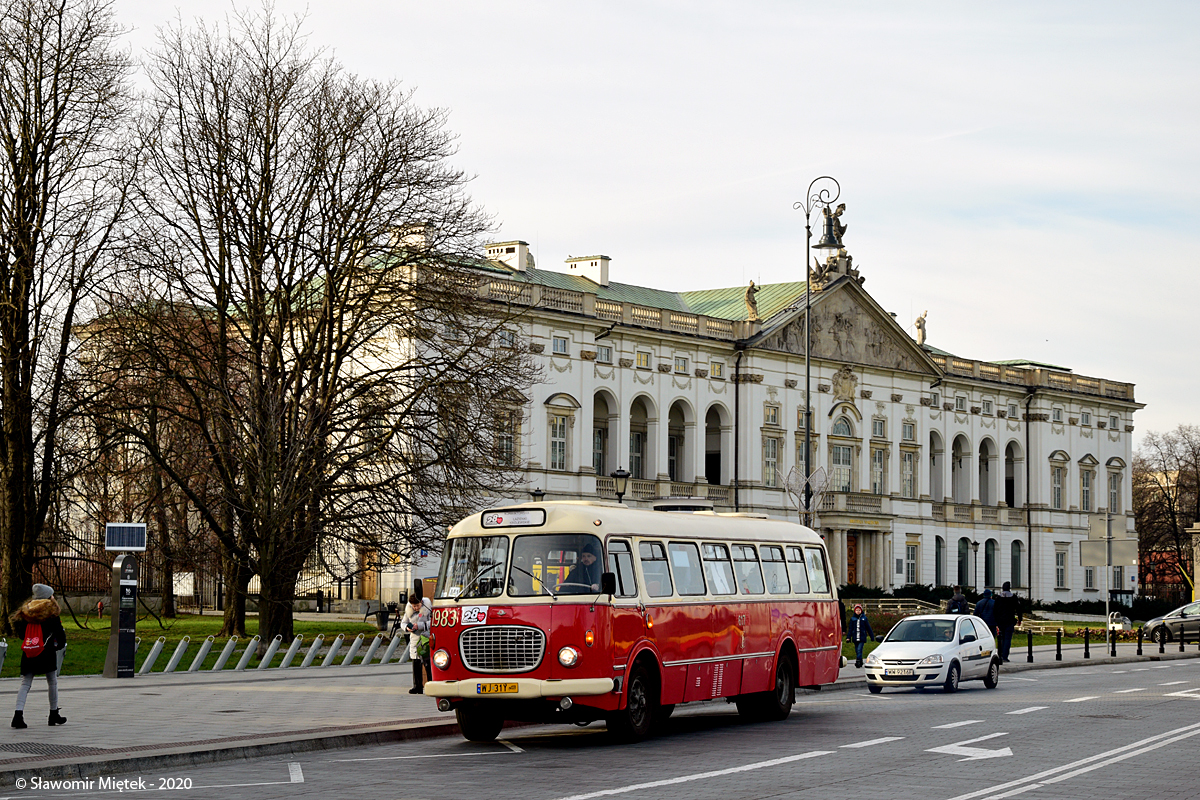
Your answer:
[424,677,615,700]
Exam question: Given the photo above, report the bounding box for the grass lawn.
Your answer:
[3,614,390,677]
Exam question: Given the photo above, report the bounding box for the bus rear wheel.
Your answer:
[456,707,504,742]
[736,652,795,722]
[607,662,656,742]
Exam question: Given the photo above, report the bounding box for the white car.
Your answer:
[864,614,1001,694]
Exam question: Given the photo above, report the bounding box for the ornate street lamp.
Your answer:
[610,467,631,504]
[529,487,546,502]
[971,539,981,591]
[793,177,841,527]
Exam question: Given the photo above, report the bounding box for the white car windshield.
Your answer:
[886,618,959,643]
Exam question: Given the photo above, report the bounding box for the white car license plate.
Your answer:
[884,668,914,677]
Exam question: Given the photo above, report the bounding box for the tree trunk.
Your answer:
[218,550,250,637]
[257,560,299,655]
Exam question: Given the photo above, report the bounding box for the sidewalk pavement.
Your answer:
[1,640,1196,786]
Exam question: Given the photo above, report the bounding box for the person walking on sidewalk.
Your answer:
[847,604,875,669]
[994,581,1022,663]
[10,584,67,728]
[400,594,431,694]
[974,588,997,634]
[948,586,969,614]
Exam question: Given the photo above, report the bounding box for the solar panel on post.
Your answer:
[104,523,147,552]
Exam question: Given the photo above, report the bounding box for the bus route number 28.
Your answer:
[432,608,459,627]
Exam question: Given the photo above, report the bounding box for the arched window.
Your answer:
[985,539,997,587]
[1011,540,1023,588]
[832,416,853,437]
[958,537,971,587]
[935,536,945,586]
[830,416,854,492]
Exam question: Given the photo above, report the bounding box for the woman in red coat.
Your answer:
[10,584,67,728]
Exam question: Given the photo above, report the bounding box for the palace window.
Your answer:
[763,437,780,488]
[902,451,916,498]
[871,448,886,495]
[1110,414,1120,430]
[1081,411,1091,426]
[1056,549,1067,589]
[596,345,612,364]
[496,329,516,349]
[1052,466,1064,510]
[872,418,886,438]
[674,356,688,374]
[1008,402,1019,419]
[710,361,724,379]
[1081,469,1093,512]
[1052,407,1063,423]
[552,336,569,355]
[764,405,779,427]
[955,396,967,412]
[636,351,651,369]
[832,445,852,492]
[902,422,915,441]
[629,431,645,479]
[549,415,568,471]
[982,400,993,415]
[905,544,918,585]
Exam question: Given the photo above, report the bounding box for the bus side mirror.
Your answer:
[601,572,617,596]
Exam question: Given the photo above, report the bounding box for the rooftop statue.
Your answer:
[915,310,927,346]
[745,280,760,322]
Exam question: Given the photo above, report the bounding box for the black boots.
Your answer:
[11,711,26,729]
[409,660,424,694]
[49,709,66,726]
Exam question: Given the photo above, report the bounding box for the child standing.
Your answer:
[10,584,67,728]
[847,604,875,669]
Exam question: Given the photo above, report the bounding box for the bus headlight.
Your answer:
[558,646,580,668]
[433,649,451,670]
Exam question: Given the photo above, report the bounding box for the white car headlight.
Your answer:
[558,646,580,668]
[917,654,943,667]
[432,649,451,670]
[864,652,882,667]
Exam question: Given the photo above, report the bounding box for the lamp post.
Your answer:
[971,539,980,592]
[793,177,842,527]
[610,467,631,504]
[529,487,545,503]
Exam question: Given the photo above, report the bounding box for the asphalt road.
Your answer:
[17,659,1200,800]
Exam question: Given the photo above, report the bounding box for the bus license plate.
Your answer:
[884,668,914,677]
[477,682,518,694]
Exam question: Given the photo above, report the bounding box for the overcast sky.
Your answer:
[114,1,1199,440]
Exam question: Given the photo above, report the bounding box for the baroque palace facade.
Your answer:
[471,235,1141,604]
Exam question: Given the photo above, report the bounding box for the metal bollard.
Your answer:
[1137,626,1143,656]
[1084,628,1090,659]
[1110,631,1116,658]
[1027,630,1033,663]
[321,634,345,667]
[279,635,304,669]
[139,636,167,674]
[1181,628,1186,653]
[1056,628,1062,661]
[211,636,239,671]
[234,635,261,671]
[360,634,384,666]
[379,633,404,665]
[299,634,325,668]
[163,636,191,673]
[189,636,215,672]
[341,633,365,666]
[257,635,284,669]
[1160,630,1166,654]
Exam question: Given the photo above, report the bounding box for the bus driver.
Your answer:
[562,541,603,592]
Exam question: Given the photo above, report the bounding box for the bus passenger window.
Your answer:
[607,540,638,598]
[786,546,810,594]
[639,541,673,598]
[732,545,765,594]
[701,543,737,595]
[668,542,706,596]
[804,547,830,594]
[760,546,790,594]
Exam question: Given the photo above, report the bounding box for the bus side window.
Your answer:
[701,543,737,595]
[786,546,810,594]
[732,545,765,595]
[804,547,830,594]
[607,539,638,598]
[639,541,673,598]
[668,542,707,596]
[760,545,790,594]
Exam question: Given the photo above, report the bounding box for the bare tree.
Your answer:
[1134,425,1200,600]
[91,7,533,643]
[0,0,132,633]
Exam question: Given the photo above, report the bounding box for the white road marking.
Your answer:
[934,720,983,729]
[926,732,1012,762]
[945,720,1200,800]
[1064,696,1098,703]
[550,751,833,800]
[1008,677,1038,682]
[1151,665,1173,669]
[289,763,304,783]
[1006,706,1047,715]
[1159,681,1187,685]
[1110,670,1127,674]
[329,747,521,763]
[1132,668,1150,671]
[841,736,904,748]
[992,784,1045,799]
[1113,688,1145,694]
[498,738,524,752]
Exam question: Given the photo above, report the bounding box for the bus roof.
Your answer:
[449,501,825,547]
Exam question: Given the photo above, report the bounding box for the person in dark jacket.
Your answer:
[563,541,603,592]
[974,588,997,633]
[948,586,969,614]
[10,584,67,728]
[994,582,1022,662]
[847,604,875,668]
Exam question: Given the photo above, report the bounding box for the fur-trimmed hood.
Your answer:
[13,597,60,623]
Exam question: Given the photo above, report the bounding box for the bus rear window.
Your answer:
[437,536,509,599]
[786,546,810,594]
[732,545,764,595]
[639,541,673,598]
[760,545,790,594]
[805,547,830,594]
[701,543,736,595]
[669,542,706,596]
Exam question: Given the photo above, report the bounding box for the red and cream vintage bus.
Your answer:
[423,501,843,742]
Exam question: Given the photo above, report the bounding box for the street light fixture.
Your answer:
[971,539,981,591]
[610,467,631,504]
[529,487,546,502]
[793,176,841,527]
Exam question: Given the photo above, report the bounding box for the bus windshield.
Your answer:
[437,536,510,599]
[510,534,604,596]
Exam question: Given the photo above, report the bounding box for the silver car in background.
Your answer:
[864,614,1001,694]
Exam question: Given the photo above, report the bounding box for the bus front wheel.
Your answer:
[607,662,656,742]
[456,706,504,742]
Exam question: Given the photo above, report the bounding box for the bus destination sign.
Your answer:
[481,509,546,529]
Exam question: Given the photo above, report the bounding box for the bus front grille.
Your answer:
[459,625,546,673]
